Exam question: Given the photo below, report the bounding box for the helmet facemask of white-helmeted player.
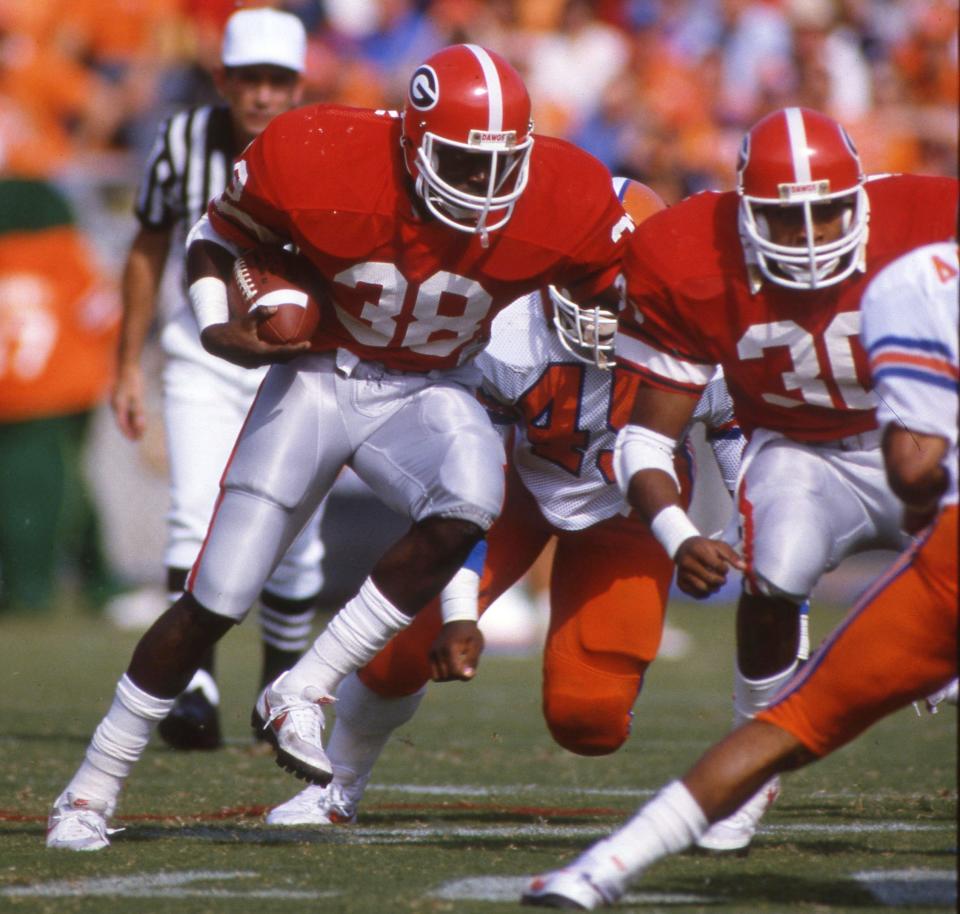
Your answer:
[549,285,618,370]
[401,44,534,247]
[737,107,869,292]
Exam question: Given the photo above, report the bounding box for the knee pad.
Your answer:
[543,676,641,757]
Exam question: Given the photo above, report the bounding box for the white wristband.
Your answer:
[189,276,230,331]
[650,505,699,560]
[440,567,480,624]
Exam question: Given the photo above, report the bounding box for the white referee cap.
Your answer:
[221,7,307,73]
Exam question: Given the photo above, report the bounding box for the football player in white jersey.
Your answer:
[264,178,747,827]
[521,240,958,909]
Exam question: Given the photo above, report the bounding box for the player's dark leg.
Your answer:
[127,593,237,696]
[371,515,484,613]
[156,568,223,750]
[736,591,801,680]
[683,720,813,821]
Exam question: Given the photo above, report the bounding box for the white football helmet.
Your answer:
[737,107,868,291]
[550,285,618,370]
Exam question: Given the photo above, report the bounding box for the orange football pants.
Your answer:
[759,504,958,757]
[360,463,680,756]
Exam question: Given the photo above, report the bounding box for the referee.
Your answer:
[109,8,325,750]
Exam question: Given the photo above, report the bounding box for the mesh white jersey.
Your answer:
[477,292,742,530]
[862,241,958,507]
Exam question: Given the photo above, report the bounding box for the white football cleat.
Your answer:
[46,793,114,851]
[252,672,335,785]
[924,678,958,714]
[266,782,359,826]
[522,868,616,909]
[696,776,781,852]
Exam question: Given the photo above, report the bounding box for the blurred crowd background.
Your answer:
[2,0,956,199]
[0,0,956,618]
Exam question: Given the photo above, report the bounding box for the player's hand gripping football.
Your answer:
[674,536,745,598]
[200,311,311,368]
[429,621,485,682]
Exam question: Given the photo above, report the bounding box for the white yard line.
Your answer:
[6,867,954,907]
[0,871,324,899]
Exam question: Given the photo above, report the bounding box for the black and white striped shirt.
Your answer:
[135,105,238,246]
[134,105,246,365]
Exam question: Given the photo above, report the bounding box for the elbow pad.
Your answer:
[613,424,680,498]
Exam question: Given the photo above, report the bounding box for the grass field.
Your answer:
[1,599,955,914]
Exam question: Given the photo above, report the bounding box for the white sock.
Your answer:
[577,781,707,891]
[733,660,799,727]
[259,603,316,655]
[183,668,220,705]
[280,578,411,697]
[62,674,175,815]
[328,673,425,799]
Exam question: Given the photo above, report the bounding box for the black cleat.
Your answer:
[158,688,223,750]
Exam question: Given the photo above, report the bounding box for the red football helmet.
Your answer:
[401,44,534,243]
[737,107,868,291]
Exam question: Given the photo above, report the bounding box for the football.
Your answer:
[227,246,321,345]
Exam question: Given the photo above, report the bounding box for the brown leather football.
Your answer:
[227,246,321,344]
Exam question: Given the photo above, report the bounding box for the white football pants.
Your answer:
[162,351,324,600]
[190,351,505,621]
[736,429,908,600]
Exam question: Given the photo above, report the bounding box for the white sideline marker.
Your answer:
[854,870,957,907]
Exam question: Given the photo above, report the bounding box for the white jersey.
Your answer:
[477,293,741,531]
[862,241,959,507]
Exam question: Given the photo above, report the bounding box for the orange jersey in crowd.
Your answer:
[0,181,118,421]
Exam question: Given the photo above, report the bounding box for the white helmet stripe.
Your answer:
[784,107,812,183]
[464,43,503,131]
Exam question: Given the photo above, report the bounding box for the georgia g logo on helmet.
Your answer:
[409,65,439,111]
[400,44,535,246]
[736,107,868,292]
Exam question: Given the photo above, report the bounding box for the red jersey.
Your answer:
[208,105,629,372]
[617,174,958,440]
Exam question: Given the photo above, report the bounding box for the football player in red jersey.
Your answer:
[262,177,744,828]
[606,107,958,851]
[47,44,631,850]
[521,240,958,910]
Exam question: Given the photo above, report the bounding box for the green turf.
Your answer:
[0,600,955,913]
